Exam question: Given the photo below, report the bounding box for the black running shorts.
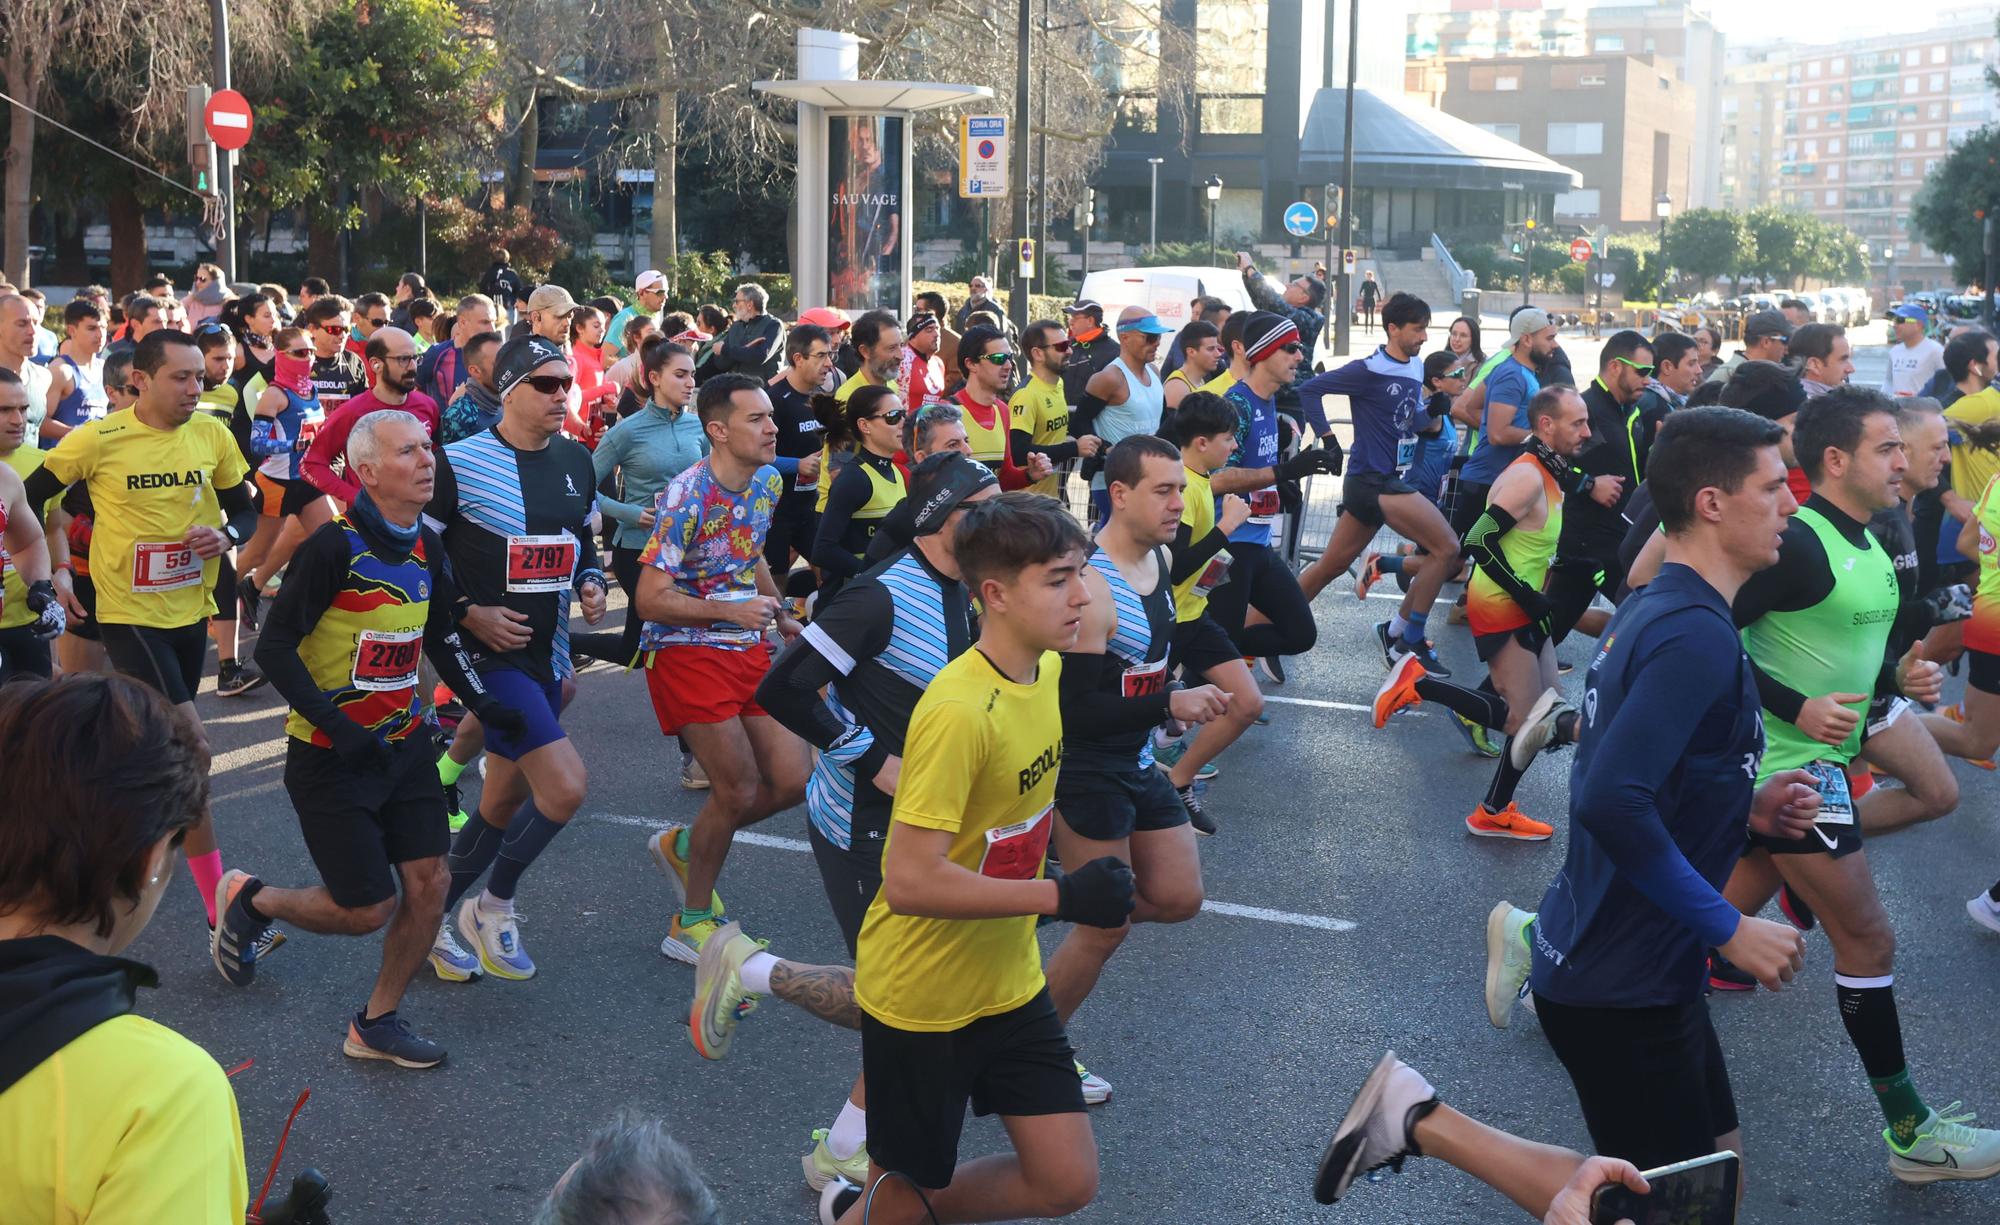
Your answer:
[1169,613,1240,680]
[1970,648,2000,696]
[862,988,1083,1190]
[286,733,449,909]
[1055,766,1188,842]
[101,621,208,706]
[1474,622,1547,664]
[1340,470,1419,529]
[0,625,54,684]
[808,821,883,957]
[67,573,100,641]
[1534,993,1739,1172]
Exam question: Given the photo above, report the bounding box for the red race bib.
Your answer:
[1192,553,1232,599]
[131,540,204,593]
[1121,657,1168,698]
[351,628,422,692]
[506,534,578,593]
[977,806,1053,881]
[1247,486,1281,522]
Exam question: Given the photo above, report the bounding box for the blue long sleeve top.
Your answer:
[591,403,710,551]
[1529,563,1764,1009]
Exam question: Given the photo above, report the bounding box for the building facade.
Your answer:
[1776,16,2000,293]
[1407,0,1724,208]
[1718,47,1786,214]
[1434,54,1696,234]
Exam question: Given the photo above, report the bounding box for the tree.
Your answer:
[1745,206,1819,289]
[1912,124,2000,286]
[237,0,493,277]
[1664,208,1750,293]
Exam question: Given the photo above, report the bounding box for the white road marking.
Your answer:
[582,812,1355,933]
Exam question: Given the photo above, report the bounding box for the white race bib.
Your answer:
[131,541,204,594]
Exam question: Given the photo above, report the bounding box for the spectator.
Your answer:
[480,248,530,326]
[1238,251,1326,372]
[1779,296,1815,331]
[0,675,250,1224]
[297,276,330,315]
[1705,310,1790,386]
[143,272,174,298]
[533,1114,720,1225]
[606,269,667,360]
[1059,299,1119,406]
[1886,304,1946,398]
[1789,323,1853,398]
[388,272,429,331]
[1357,270,1383,331]
[1693,325,1724,380]
[954,274,1003,333]
[182,262,231,329]
[711,283,784,381]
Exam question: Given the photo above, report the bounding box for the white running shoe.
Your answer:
[1484,902,1535,1029]
[457,896,535,980]
[1967,891,2000,935]
[1508,687,1572,770]
[428,917,481,982]
[1888,1105,2000,1183]
[1313,1050,1437,1204]
[1076,1060,1112,1105]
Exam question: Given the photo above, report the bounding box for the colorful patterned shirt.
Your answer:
[638,457,783,651]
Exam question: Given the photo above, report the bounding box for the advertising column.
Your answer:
[826,114,907,313]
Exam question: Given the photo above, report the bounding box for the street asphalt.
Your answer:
[127,330,2000,1224]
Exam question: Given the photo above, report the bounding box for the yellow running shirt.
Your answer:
[855,648,1064,1032]
[39,409,250,628]
[1007,375,1070,498]
[1174,464,1230,622]
[1,445,54,631]
[1199,369,1238,396]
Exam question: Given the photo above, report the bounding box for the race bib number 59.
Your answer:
[506,534,578,593]
[132,540,204,593]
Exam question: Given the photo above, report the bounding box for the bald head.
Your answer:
[365,326,421,397]
[0,295,35,362]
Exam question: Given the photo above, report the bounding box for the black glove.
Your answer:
[1519,589,1555,641]
[1054,856,1136,928]
[326,718,396,775]
[474,701,528,739]
[1278,446,1338,483]
[25,580,64,642]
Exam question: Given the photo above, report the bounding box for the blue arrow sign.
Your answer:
[1284,200,1320,238]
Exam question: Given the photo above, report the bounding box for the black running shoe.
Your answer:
[237,576,264,632]
[1179,784,1217,836]
[819,1178,864,1225]
[215,660,267,698]
[211,871,265,987]
[1373,621,1396,669]
[1707,950,1756,993]
[1396,638,1451,679]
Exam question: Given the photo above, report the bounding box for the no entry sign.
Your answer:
[1569,237,1595,264]
[204,90,254,151]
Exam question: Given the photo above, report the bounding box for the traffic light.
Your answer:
[185,85,215,194]
[1525,218,1537,231]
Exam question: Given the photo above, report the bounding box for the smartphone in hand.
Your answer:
[1590,1151,1738,1225]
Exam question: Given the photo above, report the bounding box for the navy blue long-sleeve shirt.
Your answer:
[1529,563,1764,1009]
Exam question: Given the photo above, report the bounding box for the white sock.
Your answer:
[739,950,778,995]
[827,1097,867,1160]
[477,889,512,915]
[1389,614,1410,638]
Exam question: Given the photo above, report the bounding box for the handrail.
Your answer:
[1431,232,1473,296]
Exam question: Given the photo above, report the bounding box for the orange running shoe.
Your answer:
[1356,552,1383,602]
[1372,651,1426,728]
[1465,802,1554,842]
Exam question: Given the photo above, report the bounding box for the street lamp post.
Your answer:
[1882,243,1897,309]
[1655,192,1673,302]
[1205,175,1224,267]
[1147,157,1164,252]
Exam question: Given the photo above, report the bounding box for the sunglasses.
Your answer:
[321,324,346,335]
[1613,357,1656,376]
[524,374,575,395]
[874,409,908,424]
[1280,343,1304,356]
[1040,339,1074,354]
[976,352,1016,366]
[284,347,312,358]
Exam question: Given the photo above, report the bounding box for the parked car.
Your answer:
[1076,266,1254,331]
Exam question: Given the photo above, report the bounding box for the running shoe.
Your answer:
[1178,783,1217,836]
[1312,1050,1438,1204]
[343,1011,447,1069]
[1938,704,1996,767]
[254,928,287,960]
[690,920,764,1060]
[802,1130,870,1193]
[1483,902,1535,1029]
[1153,739,1219,781]
[1706,951,1756,992]
[1556,658,1574,677]
[1887,1105,2000,1183]
[428,918,481,981]
[1372,651,1425,728]
[1968,891,2000,935]
[1373,620,1397,669]
[1393,637,1451,679]
[1077,1060,1112,1105]
[1778,883,1817,933]
[211,870,266,987]
[456,896,534,980]
[1464,802,1553,842]
[819,1179,864,1225]
[1355,552,1383,601]
[1255,655,1287,686]
[662,911,725,965]
[215,660,267,697]
[647,826,724,916]
[1448,712,1502,758]
[681,754,711,790]
[442,777,468,834]
[1507,688,1573,770]
[236,576,264,632]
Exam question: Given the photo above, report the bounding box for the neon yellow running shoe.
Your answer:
[802,1129,870,1192]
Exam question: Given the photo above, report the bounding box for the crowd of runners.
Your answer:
[5,262,2000,1224]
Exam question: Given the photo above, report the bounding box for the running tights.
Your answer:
[1206,543,1318,659]
[569,548,645,668]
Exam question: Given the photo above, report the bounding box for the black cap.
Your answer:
[909,452,998,536]
[493,335,566,397]
[1744,310,1792,343]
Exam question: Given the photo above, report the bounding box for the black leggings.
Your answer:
[569,547,646,667]
[1546,557,1625,645]
[1205,542,1318,659]
[214,552,238,623]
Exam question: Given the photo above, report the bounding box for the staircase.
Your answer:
[1367,254,1459,318]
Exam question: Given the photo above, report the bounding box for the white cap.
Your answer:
[634,269,666,293]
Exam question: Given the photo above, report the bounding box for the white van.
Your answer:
[1076,266,1254,331]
